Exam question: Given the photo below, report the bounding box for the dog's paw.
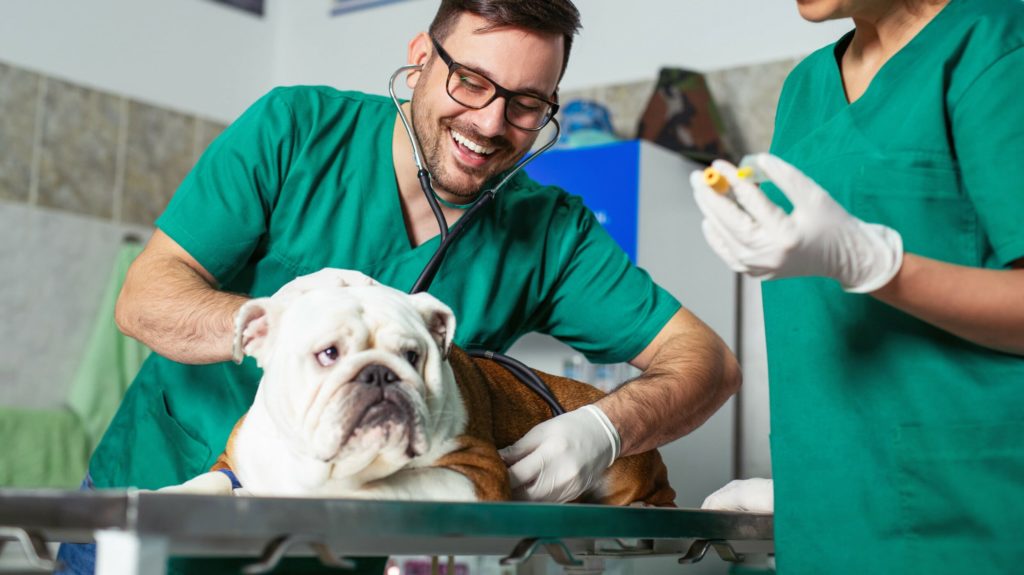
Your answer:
[158,471,237,496]
[701,478,773,513]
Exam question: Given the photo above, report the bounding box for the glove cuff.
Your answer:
[843,222,904,294]
[580,405,620,467]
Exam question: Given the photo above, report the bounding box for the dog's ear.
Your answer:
[233,297,282,367]
[409,293,456,359]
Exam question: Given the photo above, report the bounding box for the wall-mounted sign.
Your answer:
[331,0,412,17]
[208,0,264,16]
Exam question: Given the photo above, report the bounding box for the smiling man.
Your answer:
[404,14,562,200]
[57,1,740,574]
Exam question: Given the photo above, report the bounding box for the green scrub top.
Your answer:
[89,87,679,491]
[763,1,1024,573]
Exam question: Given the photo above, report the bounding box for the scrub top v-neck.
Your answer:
[762,0,1024,572]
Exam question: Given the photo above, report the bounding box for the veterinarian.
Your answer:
[56,1,740,573]
[694,0,1024,573]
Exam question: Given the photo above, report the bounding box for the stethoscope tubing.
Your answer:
[388,64,567,416]
[388,64,560,293]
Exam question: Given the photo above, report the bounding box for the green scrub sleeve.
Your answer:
[952,46,1024,267]
[532,194,681,364]
[156,89,299,284]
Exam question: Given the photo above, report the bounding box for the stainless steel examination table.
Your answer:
[0,489,773,574]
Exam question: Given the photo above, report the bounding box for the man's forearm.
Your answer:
[597,311,741,457]
[871,253,1024,355]
[115,253,247,365]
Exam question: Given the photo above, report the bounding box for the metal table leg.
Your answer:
[0,527,58,572]
[562,557,605,575]
[95,530,168,575]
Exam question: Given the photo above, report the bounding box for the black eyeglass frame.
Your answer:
[430,36,560,132]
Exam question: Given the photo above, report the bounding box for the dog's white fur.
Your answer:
[163,281,477,501]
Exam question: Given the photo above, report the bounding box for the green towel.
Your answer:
[67,242,150,449]
[0,242,149,487]
[0,407,90,487]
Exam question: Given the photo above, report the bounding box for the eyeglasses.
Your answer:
[430,36,559,132]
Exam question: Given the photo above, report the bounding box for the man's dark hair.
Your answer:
[428,0,582,81]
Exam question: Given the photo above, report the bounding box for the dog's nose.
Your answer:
[354,364,400,387]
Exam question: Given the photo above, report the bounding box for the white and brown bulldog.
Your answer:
[165,275,675,506]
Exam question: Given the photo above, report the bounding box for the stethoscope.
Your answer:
[387,63,561,294]
[387,64,566,415]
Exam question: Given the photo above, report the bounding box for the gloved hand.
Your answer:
[691,154,904,293]
[272,268,379,302]
[499,405,620,502]
[701,478,774,513]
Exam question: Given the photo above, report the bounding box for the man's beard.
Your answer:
[409,95,524,200]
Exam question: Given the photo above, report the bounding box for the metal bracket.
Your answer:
[595,538,656,555]
[242,534,356,574]
[0,526,59,572]
[678,539,745,565]
[500,537,584,567]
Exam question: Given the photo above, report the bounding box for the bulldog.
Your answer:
[164,275,675,506]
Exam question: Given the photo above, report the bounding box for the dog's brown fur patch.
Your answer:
[439,347,676,506]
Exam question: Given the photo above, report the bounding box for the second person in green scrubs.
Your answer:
[694,0,1024,573]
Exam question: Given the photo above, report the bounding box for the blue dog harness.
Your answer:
[217,468,243,490]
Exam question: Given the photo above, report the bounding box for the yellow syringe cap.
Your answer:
[703,167,731,195]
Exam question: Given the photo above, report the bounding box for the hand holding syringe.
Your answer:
[700,155,767,218]
[690,153,903,293]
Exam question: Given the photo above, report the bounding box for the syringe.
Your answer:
[701,155,766,217]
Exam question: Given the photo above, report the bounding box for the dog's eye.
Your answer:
[316,346,339,367]
[404,350,419,366]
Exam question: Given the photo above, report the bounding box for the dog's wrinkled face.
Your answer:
[234,285,463,482]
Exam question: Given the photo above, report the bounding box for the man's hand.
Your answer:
[499,405,620,502]
[691,154,903,293]
[702,478,773,513]
[114,229,249,364]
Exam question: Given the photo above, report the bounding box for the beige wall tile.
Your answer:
[0,62,40,203]
[706,58,801,157]
[36,78,121,218]
[560,79,656,140]
[121,100,195,226]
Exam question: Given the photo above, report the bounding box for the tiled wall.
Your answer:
[0,60,227,227]
[1,56,797,239]
[560,58,801,157]
[0,59,227,409]
[0,59,228,226]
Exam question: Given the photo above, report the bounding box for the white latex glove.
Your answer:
[272,268,379,302]
[499,405,620,502]
[691,154,903,293]
[702,478,774,513]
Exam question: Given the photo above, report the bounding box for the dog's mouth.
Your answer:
[335,385,423,459]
